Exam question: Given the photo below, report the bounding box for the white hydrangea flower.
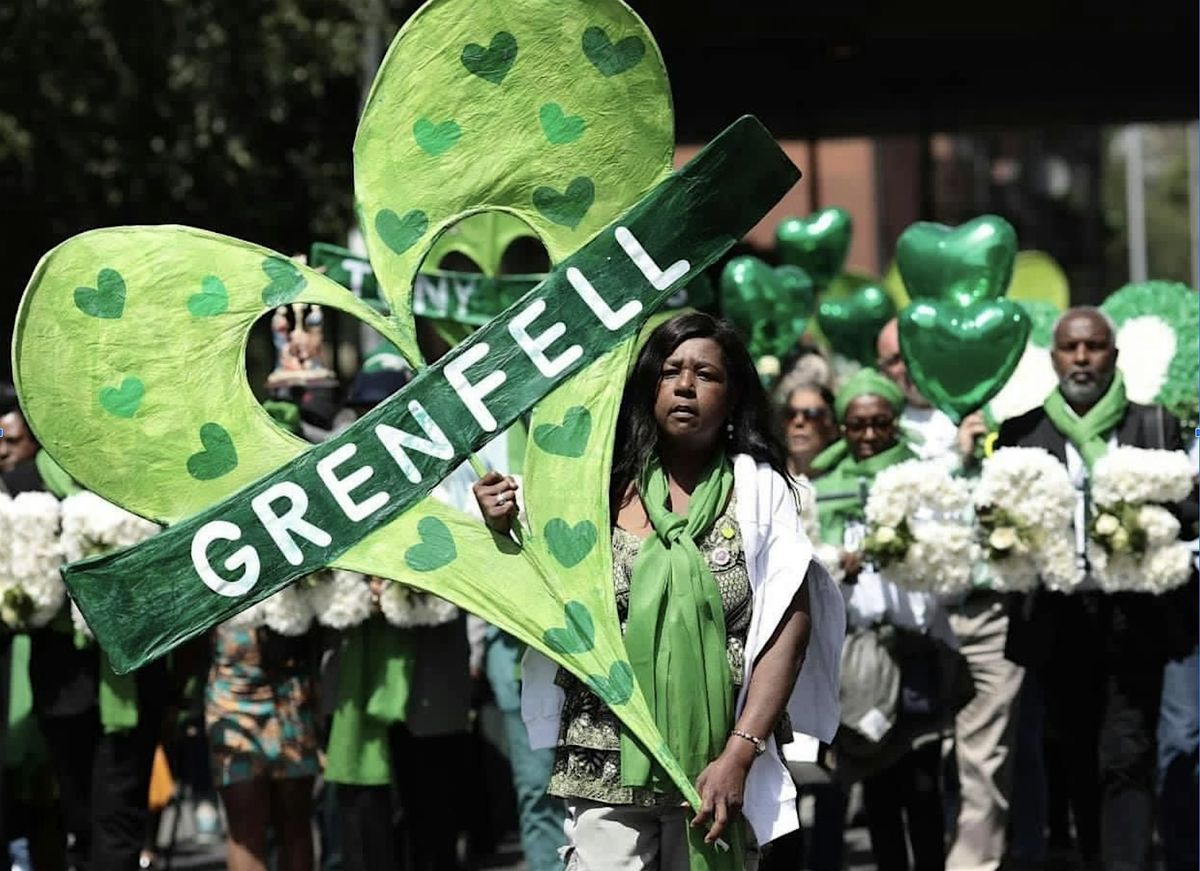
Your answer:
[4,492,66,629]
[1092,447,1193,507]
[262,582,315,636]
[1137,505,1181,548]
[308,569,374,630]
[380,584,458,627]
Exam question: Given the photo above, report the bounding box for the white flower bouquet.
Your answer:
[862,460,978,594]
[305,568,459,630]
[974,447,1083,593]
[1086,447,1194,593]
[0,492,67,630]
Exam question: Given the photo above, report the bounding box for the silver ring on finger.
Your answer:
[496,493,508,507]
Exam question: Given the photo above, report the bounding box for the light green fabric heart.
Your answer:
[460,31,518,84]
[260,257,307,307]
[532,405,591,457]
[98,377,144,419]
[542,600,596,655]
[73,268,126,319]
[413,118,462,156]
[186,423,238,481]
[532,177,594,230]
[582,26,645,76]
[539,103,586,144]
[544,518,597,568]
[188,275,229,317]
[403,516,457,572]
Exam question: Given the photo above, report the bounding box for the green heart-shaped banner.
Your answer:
[16,0,803,826]
[719,256,814,359]
[775,207,852,290]
[898,299,1031,423]
[896,215,1017,306]
[816,277,896,366]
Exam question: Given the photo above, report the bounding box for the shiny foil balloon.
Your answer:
[719,256,815,359]
[898,299,1031,424]
[817,279,896,366]
[775,207,852,290]
[896,215,1017,306]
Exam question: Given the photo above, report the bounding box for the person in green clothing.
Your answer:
[811,369,914,579]
[812,369,952,871]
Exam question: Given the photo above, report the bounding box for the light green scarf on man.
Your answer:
[1043,370,1128,468]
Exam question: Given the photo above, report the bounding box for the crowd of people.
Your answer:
[0,302,1195,871]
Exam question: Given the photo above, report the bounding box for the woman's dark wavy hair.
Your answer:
[609,312,793,516]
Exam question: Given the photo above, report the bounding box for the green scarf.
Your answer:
[1042,370,1128,469]
[620,455,741,871]
[813,441,915,545]
[324,616,415,785]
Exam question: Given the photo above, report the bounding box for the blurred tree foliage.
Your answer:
[0,0,410,378]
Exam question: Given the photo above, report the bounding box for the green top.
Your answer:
[813,441,915,546]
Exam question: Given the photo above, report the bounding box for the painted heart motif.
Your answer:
[188,275,229,317]
[898,299,1031,424]
[582,26,644,76]
[719,256,815,359]
[817,282,896,366]
[375,208,429,256]
[896,215,1017,306]
[98,377,144,419]
[260,257,307,307]
[587,660,635,706]
[413,118,462,156]
[533,405,591,458]
[403,516,458,572]
[532,177,594,230]
[460,31,518,85]
[186,422,239,481]
[74,268,126,319]
[544,518,598,569]
[539,103,586,145]
[775,207,852,290]
[543,600,596,655]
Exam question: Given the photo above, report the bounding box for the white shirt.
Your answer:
[1064,431,1118,589]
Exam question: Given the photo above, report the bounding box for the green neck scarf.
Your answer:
[325,615,416,785]
[813,441,915,545]
[1043,370,1128,469]
[621,454,742,871]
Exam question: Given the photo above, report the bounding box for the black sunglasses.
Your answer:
[783,406,830,423]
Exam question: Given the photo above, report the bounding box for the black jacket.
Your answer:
[997,401,1198,669]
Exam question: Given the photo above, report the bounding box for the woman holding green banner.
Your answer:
[477,313,844,870]
[811,369,956,871]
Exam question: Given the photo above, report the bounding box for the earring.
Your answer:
[726,421,734,438]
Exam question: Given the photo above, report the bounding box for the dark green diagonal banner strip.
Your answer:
[65,116,800,672]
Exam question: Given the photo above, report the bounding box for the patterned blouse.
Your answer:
[547,496,752,806]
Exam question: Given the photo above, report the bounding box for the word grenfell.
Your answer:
[191,224,687,596]
[62,116,801,672]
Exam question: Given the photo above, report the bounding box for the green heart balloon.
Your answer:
[719,256,815,359]
[774,207,852,290]
[896,215,1017,306]
[898,299,1031,424]
[816,276,896,366]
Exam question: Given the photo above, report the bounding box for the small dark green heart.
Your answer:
[404,516,457,572]
[544,518,597,569]
[261,257,307,307]
[587,661,635,706]
[582,26,645,76]
[376,208,429,256]
[186,423,239,481]
[775,207,853,290]
[898,299,1031,423]
[533,177,594,230]
[188,275,229,317]
[413,118,462,156]
[817,282,897,366]
[719,256,815,359]
[539,103,586,145]
[896,215,1018,306]
[461,31,518,85]
[533,406,591,458]
[73,268,126,319]
[98,377,144,418]
[542,600,596,655]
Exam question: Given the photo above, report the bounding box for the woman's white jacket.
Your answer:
[521,453,845,845]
